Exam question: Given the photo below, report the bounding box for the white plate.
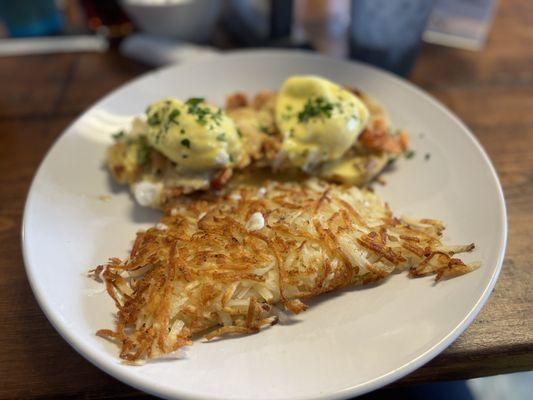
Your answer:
[22,50,506,400]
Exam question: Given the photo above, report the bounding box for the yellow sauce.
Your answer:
[319,157,367,185]
[275,75,369,170]
[146,98,244,172]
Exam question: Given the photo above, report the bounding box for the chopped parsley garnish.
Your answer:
[112,130,125,140]
[229,154,235,163]
[213,108,223,124]
[425,153,431,161]
[405,150,416,159]
[385,157,397,169]
[137,137,151,165]
[180,128,185,134]
[298,96,335,123]
[237,129,243,138]
[181,138,191,148]
[155,129,164,144]
[185,97,204,107]
[147,112,161,126]
[184,97,224,127]
[185,97,211,125]
[259,124,269,134]
[216,133,226,142]
[168,108,181,123]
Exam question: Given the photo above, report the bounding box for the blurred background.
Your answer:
[0,0,499,75]
[0,1,531,400]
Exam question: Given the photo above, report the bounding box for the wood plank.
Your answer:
[411,0,533,88]
[0,54,77,119]
[57,52,149,115]
[0,116,139,399]
[0,0,532,397]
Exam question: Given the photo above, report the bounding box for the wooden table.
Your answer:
[1,1,532,398]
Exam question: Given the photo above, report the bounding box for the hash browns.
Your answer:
[92,179,478,362]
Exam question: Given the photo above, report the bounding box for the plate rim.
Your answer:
[21,48,508,400]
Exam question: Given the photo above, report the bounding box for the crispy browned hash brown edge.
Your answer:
[90,180,478,363]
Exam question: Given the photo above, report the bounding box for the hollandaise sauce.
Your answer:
[145,98,244,172]
[275,75,369,170]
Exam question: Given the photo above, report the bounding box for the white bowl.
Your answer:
[121,0,221,42]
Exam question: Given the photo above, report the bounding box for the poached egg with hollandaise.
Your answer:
[106,75,405,208]
[275,75,370,170]
[146,97,244,172]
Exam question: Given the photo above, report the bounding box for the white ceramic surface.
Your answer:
[22,50,507,400]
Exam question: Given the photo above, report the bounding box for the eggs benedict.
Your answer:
[105,76,408,208]
[275,75,370,171]
[145,98,244,171]
[106,98,249,207]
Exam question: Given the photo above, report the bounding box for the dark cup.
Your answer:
[349,0,435,75]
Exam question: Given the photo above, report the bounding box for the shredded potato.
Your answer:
[91,179,478,362]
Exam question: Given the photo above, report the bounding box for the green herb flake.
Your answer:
[297,96,335,123]
[237,129,243,138]
[185,97,205,107]
[168,108,181,123]
[155,130,163,144]
[259,124,269,134]
[405,150,416,159]
[184,98,224,126]
[216,133,226,142]
[137,139,151,165]
[213,108,223,124]
[181,138,191,148]
[424,153,431,161]
[229,154,235,163]
[187,100,209,124]
[147,112,161,126]
[180,128,185,134]
[112,130,125,140]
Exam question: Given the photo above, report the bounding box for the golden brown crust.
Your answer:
[225,92,249,110]
[92,180,478,362]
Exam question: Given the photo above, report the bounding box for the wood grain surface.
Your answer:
[1,0,532,398]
